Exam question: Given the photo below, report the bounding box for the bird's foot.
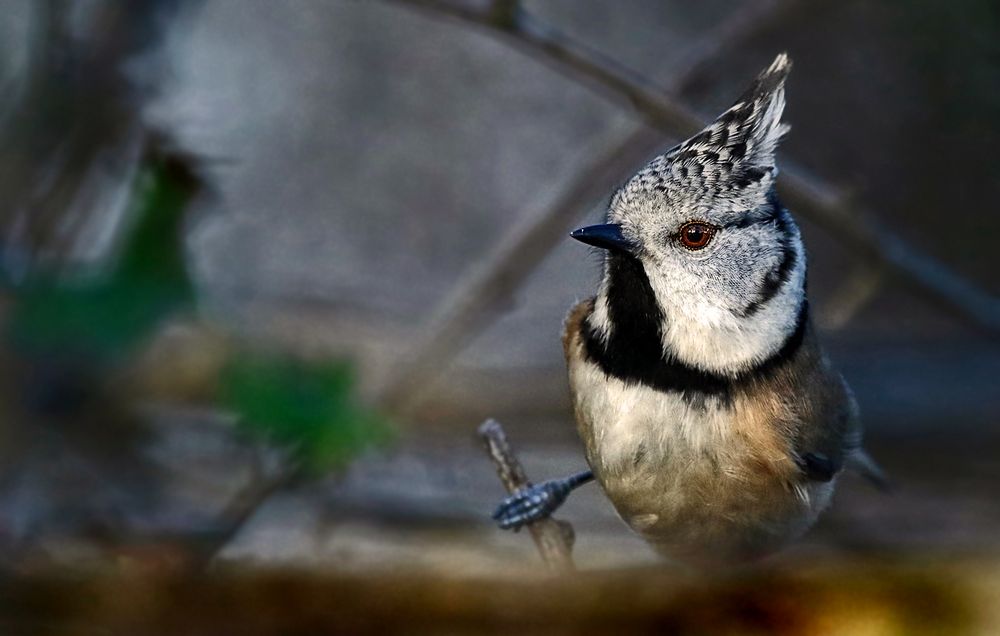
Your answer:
[491,479,573,531]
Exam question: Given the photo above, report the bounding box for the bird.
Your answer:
[492,53,886,566]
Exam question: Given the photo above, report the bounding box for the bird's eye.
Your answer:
[678,222,716,250]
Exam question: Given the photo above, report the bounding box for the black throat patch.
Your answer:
[582,252,808,402]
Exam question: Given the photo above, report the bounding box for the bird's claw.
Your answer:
[492,480,570,531]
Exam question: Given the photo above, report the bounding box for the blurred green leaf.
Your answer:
[7,154,198,362]
[220,352,392,474]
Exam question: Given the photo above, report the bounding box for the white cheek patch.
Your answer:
[646,233,806,376]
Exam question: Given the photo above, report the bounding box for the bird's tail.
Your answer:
[847,449,893,493]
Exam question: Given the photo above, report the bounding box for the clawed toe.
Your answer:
[492,483,561,530]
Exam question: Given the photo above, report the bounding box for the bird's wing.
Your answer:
[792,368,891,492]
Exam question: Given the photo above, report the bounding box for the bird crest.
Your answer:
[625,54,792,205]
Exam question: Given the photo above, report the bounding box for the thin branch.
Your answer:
[663,0,790,92]
[478,419,574,572]
[818,260,886,331]
[193,465,303,568]
[486,0,519,29]
[380,0,738,139]
[376,126,662,414]
[381,0,1000,335]
[777,173,1000,333]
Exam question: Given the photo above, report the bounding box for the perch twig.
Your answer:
[478,419,575,572]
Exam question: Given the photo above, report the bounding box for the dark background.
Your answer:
[0,0,997,631]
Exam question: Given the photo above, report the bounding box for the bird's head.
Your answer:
[573,54,807,377]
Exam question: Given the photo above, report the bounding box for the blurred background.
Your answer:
[0,0,998,632]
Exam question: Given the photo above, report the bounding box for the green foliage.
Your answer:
[6,156,197,363]
[4,149,387,473]
[220,352,392,474]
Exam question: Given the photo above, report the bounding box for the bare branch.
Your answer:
[818,260,886,331]
[777,174,1000,333]
[376,127,662,414]
[668,0,792,92]
[381,0,1000,335]
[478,419,575,572]
[486,0,519,29]
[193,466,303,569]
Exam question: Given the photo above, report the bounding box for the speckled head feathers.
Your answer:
[669,53,791,186]
[616,53,792,215]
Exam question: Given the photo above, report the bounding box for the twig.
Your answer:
[776,174,1000,334]
[381,0,1000,335]
[818,259,886,331]
[376,126,662,414]
[668,0,790,92]
[478,419,575,572]
[486,0,518,29]
[194,461,303,568]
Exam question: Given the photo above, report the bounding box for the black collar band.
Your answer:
[583,253,809,403]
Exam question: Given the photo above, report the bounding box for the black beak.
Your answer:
[570,223,638,254]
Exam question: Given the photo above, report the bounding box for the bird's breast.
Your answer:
[566,346,831,564]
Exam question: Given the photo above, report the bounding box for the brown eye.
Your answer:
[678,222,716,250]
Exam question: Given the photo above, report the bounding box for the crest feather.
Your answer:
[668,53,792,190]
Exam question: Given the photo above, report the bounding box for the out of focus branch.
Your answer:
[375,0,790,415]
[376,127,660,414]
[0,1,197,272]
[818,260,887,331]
[195,465,303,568]
[381,0,1000,335]
[662,0,790,92]
[478,419,574,572]
[487,0,519,29]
